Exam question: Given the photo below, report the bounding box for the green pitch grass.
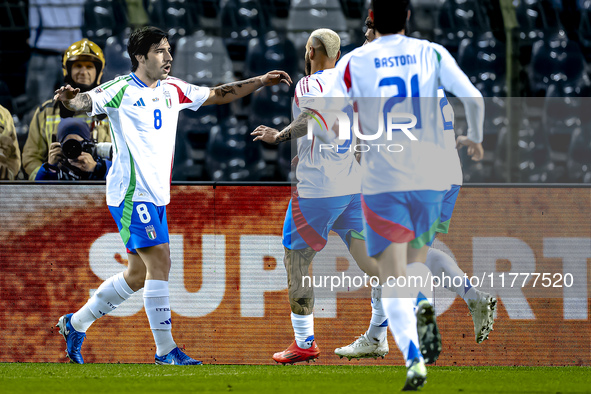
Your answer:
[1,364,588,393]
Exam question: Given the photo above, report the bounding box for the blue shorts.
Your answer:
[361,190,446,257]
[436,184,461,234]
[282,192,365,252]
[108,201,170,254]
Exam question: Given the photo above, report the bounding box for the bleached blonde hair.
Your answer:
[310,29,341,59]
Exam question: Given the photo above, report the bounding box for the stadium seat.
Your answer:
[173,30,235,86]
[82,0,129,49]
[515,0,565,64]
[190,0,221,33]
[517,122,560,182]
[483,96,506,181]
[277,138,297,181]
[457,32,507,96]
[146,0,200,44]
[434,0,491,56]
[410,0,444,41]
[286,0,349,73]
[197,0,221,18]
[220,0,270,61]
[205,117,267,181]
[102,35,131,82]
[543,82,591,166]
[259,0,291,23]
[492,116,560,182]
[339,0,365,20]
[566,126,591,182]
[287,0,348,32]
[577,6,591,60]
[248,82,293,131]
[528,34,587,96]
[248,82,294,164]
[243,31,298,79]
[173,104,232,181]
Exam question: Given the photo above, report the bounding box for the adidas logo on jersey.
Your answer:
[133,98,146,107]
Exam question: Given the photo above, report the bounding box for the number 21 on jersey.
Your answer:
[379,74,453,132]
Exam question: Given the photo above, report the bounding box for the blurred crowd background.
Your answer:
[0,0,590,182]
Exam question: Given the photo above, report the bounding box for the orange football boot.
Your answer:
[272,340,320,364]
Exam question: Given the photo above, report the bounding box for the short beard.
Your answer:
[305,59,311,76]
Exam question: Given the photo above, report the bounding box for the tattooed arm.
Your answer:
[251,110,312,145]
[53,85,93,112]
[203,70,292,106]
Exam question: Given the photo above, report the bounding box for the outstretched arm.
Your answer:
[53,85,93,113]
[204,70,292,106]
[251,110,312,145]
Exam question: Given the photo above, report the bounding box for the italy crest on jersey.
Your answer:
[164,91,172,108]
[146,225,157,240]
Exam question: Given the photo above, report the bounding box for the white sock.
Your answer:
[366,286,388,344]
[71,272,134,332]
[425,247,472,300]
[463,286,480,303]
[382,287,422,367]
[144,280,177,357]
[407,262,434,308]
[291,312,314,349]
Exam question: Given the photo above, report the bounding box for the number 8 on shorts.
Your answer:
[108,201,170,253]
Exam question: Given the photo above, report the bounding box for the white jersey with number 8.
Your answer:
[88,74,210,206]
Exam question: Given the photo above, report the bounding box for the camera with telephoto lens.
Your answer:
[61,139,113,160]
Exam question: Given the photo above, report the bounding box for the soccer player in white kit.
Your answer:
[333,0,486,389]
[251,29,384,364]
[335,21,496,362]
[53,26,292,365]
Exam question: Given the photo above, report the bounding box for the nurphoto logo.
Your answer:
[305,107,418,153]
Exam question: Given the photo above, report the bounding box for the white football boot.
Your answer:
[334,333,389,360]
[467,289,498,343]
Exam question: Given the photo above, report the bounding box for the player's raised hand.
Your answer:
[456,135,484,161]
[53,84,80,103]
[261,70,292,87]
[252,125,280,144]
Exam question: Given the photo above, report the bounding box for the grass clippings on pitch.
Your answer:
[1,363,589,393]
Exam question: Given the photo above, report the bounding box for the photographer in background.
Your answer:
[0,105,21,180]
[35,118,111,180]
[22,38,111,180]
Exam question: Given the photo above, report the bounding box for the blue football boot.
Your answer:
[56,313,86,364]
[155,347,203,365]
